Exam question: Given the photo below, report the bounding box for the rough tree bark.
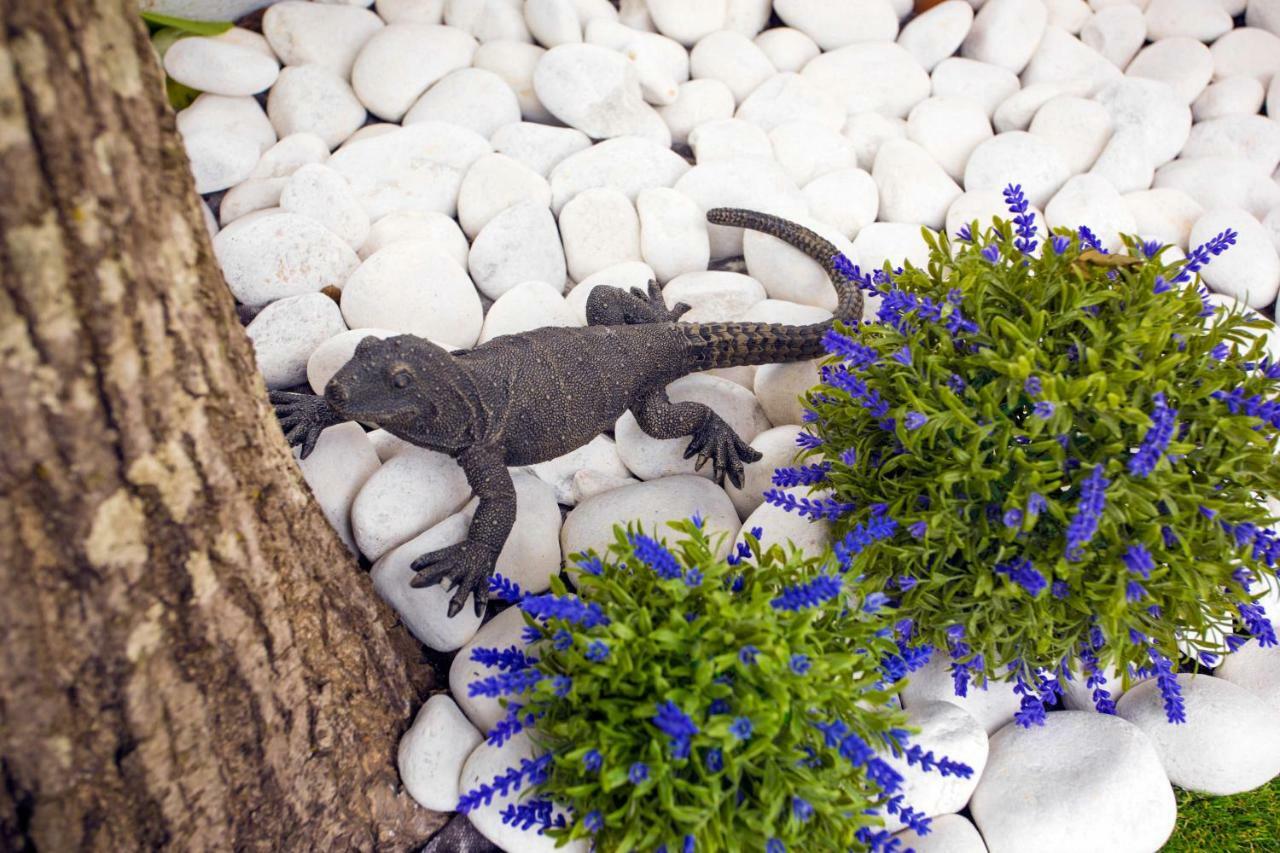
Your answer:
[0,2,444,849]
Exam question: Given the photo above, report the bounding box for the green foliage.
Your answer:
[512,521,919,852]
[1166,779,1280,852]
[804,215,1280,691]
[140,13,233,109]
[140,11,233,36]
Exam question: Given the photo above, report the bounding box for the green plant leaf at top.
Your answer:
[140,11,233,36]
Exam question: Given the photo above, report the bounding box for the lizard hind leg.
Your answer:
[632,387,762,488]
[586,279,690,326]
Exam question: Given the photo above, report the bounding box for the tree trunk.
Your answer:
[0,2,443,849]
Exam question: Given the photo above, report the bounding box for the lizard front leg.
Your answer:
[586,279,691,326]
[270,390,348,458]
[409,446,515,618]
[632,386,762,488]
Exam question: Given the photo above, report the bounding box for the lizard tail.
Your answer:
[681,208,865,370]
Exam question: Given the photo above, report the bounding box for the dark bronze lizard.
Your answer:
[272,208,863,617]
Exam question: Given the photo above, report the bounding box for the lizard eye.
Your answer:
[391,368,412,390]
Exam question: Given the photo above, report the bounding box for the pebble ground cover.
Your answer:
[155,0,1280,849]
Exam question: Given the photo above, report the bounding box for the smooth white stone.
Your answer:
[736,298,831,325]
[753,27,820,73]
[478,280,580,344]
[843,112,909,172]
[371,512,485,648]
[1127,37,1214,104]
[993,80,1083,134]
[898,1,975,71]
[1216,638,1280,714]
[1145,0,1232,42]
[490,122,592,179]
[183,130,260,194]
[376,0,445,23]
[1060,661,1126,711]
[245,292,346,389]
[946,187,1048,246]
[1093,76,1191,166]
[533,43,670,145]
[1189,207,1280,309]
[214,212,359,306]
[367,428,411,461]
[724,0,772,37]
[468,201,568,298]
[460,732,586,853]
[569,0,621,28]
[559,188,642,282]
[735,493,831,557]
[961,0,1049,73]
[673,158,809,258]
[293,421,379,553]
[892,814,988,853]
[492,471,563,593]
[615,374,771,480]
[572,470,638,502]
[263,1,384,78]
[457,153,551,240]
[343,123,400,144]
[1044,174,1136,252]
[775,0,900,50]
[1026,28,1123,96]
[1211,27,1280,84]
[906,96,993,182]
[443,0,532,42]
[179,94,277,154]
[473,41,552,123]
[280,163,370,249]
[802,43,932,119]
[360,210,469,265]
[327,122,491,220]
[398,695,483,812]
[584,20,690,107]
[1154,157,1280,219]
[851,222,935,276]
[528,434,631,505]
[1090,0,1152,11]
[250,133,330,179]
[450,606,532,731]
[657,79,735,144]
[723,425,802,517]
[1043,0,1093,32]
[873,139,963,231]
[1029,95,1112,174]
[735,72,845,132]
[744,216,854,311]
[341,243,483,345]
[637,188,711,283]
[1122,187,1204,249]
[963,131,1070,208]
[803,168,879,241]
[881,702,988,832]
[350,23,477,121]
[306,327,394,393]
[690,118,774,164]
[266,64,366,150]
[930,57,1021,118]
[164,35,278,96]
[1247,0,1280,34]
[970,712,1176,853]
[1080,4,1146,67]
[548,136,691,213]
[352,445,471,561]
[1117,674,1280,794]
[1182,115,1280,174]
[688,31,773,105]
[1193,76,1267,120]
[142,1,276,22]
[565,261,657,323]
[663,270,766,323]
[561,474,741,560]
[1267,206,1280,259]
[403,68,521,139]
[525,0,581,46]
[753,359,820,427]
[1090,129,1156,192]
[769,121,856,187]
[901,656,1022,735]
[645,0,726,46]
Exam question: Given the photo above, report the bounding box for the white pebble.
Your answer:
[164,35,279,96]
[1192,76,1267,120]
[360,210,469,264]
[246,292,346,389]
[892,815,988,853]
[662,270,767,323]
[1044,174,1136,251]
[946,187,1048,246]
[526,435,628,505]
[803,168,879,240]
[456,152,551,240]
[774,0,899,50]
[219,183,278,227]
[404,67,521,139]
[1154,157,1280,219]
[267,64,366,150]
[585,20,690,107]
[280,163,371,249]
[1145,0,1232,42]
[183,131,260,194]
[736,493,831,557]
[744,215,854,311]
[443,0,532,43]
[491,121,591,177]
[294,421,380,553]
[753,27,820,73]
[178,92,276,154]
[873,138,963,230]
[1043,0,1093,32]
[851,222,935,274]
[468,201,568,298]
[1247,0,1280,34]
[1189,207,1280,309]
[802,43,932,118]
[533,43,670,145]
[341,242,484,345]
[548,136,691,213]
[351,445,471,561]
[843,111,909,171]
[565,261,657,323]
[250,132,330,179]
[930,57,1021,118]
[689,30,775,104]
[1181,115,1280,174]
[993,80,1090,133]
[479,280,580,343]
[1122,187,1204,249]
[723,0,772,37]
[754,360,821,427]
[964,131,1072,208]
[306,327,394,393]
[1080,4,1146,67]
[376,0,445,24]
[898,0,976,71]
[962,0,1049,73]
[397,695,482,811]
[735,72,845,132]
[559,187,642,282]
[690,118,774,163]
[525,0,581,47]
[637,187,711,283]
[1094,77,1191,167]
[449,607,532,731]
[907,96,993,182]
[673,158,808,258]
[263,1,384,79]
[769,120,856,187]
[473,41,552,124]
[1029,95,1113,174]
[900,655,1022,735]
[214,212,359,306]
[1210,27,1280,84]
[656,78,736,144]
[724,425,801,517]
[1127,37,1214,104]
[646,0,726,46]
[1020,28,1121,95]
[351,23,477,121]
[1216,638,1280,714]
[881,702,988,832]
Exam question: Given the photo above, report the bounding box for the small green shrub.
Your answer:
[774,184,1280,724]
[457,519,971,852]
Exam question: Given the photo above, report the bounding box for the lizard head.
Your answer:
[325,335,480,454]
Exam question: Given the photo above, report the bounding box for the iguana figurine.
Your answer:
[272,208,863,617]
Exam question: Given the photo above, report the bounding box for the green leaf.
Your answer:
[165,76,201,110]
[140,11,234,35]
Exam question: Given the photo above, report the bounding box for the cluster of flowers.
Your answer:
[456,519,972,852]
[774,184,1280,726]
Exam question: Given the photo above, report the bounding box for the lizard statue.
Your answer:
[272,208,864,617]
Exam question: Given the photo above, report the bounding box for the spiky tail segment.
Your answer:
[680,208,865,370]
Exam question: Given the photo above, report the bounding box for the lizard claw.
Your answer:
[410,540,495,618]
[270,390,341,459]
[683,416,762,489]
[628,280,690,323]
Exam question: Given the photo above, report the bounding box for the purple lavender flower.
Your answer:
[763,488,856,521]
[956,223,973,243]
[730,716,753,740]
[1128,392,1177,478]
[488,572,525,603]
[1212,342,1230,361]
[1142,239,1163,258]
[822,329,879,368]
[981,243,1001,263]
[628,532,683,580]
[909,520,927,538]
[1028,493,1047,515]
[904,411,928,430]
[1051,580,1070,600]
[771,462,831,488]
[891,345,912,366]
[1078,225,1104,251]
[790,653,812,675]
[771,573,843,611]
[584,811,603,833]
[1153,275,1171,294]
[1003,183,1039,255]
[1003,508,1024,528]
[652,700,699,759]
[1173,228,1238,284]
[766,840,785,853]
[628,762,649,784]
[1123,543,1154,578]
[1033,400,1056,418]
[1150,650,1185,724]
[583,749,602,771]
[521,593,610,628]
[1051,234,1070,254]
[1024,376,1042,396]
[792,796,814,822]
[1065,463,1109,560]
[739,645,759,665]
[585,640,610,661]
[995,557,1047,597]
[795,430,823,449]
[1240,602,1278,647]
[1126,580,1147,602]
